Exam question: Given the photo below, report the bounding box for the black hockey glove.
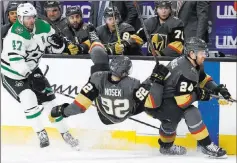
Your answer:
[213,84,231,100]
[28,71,47,93]
[195,87,211,101]
[48,34,64,48]
[150,63,170,85]
[51,103,69,118]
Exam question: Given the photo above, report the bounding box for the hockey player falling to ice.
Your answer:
[145,37,232,158]
[1,3,79,149]
[48,41,170,134]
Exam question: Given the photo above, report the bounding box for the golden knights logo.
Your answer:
[149,33,167,54]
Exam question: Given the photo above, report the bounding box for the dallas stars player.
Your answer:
[1,3,78,149]
[146,37,232,158]
[48,43,170,129]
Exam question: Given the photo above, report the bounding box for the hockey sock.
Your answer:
[198,135,212,147]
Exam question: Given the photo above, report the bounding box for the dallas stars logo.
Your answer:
[25,45,44,63]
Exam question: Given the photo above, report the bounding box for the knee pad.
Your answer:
[19,89,42,119]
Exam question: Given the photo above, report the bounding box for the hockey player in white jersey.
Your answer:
[1,3,78,149]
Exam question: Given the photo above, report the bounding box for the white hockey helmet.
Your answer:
[17,3,37,24]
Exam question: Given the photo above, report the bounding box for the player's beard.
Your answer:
[71,22,79,29]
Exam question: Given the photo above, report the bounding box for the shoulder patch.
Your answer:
[11,20,31,40]
[15,26,24,34]
[35,19,51,34]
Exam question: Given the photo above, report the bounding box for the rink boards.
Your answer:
[1,58,236,154]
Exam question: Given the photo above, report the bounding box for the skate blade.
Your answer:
[207,154,228,159]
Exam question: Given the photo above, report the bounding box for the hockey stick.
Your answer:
[210,94,237,103]
[111,2,122,45]
[202,87,236,103]
[133,1,160,63]
[129,117,160,130]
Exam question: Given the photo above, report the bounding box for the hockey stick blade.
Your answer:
[210,94,237,103]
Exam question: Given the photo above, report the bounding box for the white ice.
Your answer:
[2,142,236,163]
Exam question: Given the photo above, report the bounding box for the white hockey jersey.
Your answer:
[1,19,65,80]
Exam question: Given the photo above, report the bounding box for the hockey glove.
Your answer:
[49,103,69,123]
[150,63,170,85]
[67,43,79,55]
[28,71,47,93]
[47,34,64,48]
[195,87,211,101]
[130,34,144,46]
[213,84,231,100]
[114,42,124,55]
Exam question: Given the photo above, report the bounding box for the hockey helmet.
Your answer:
[6,1,20,12]
[103,6,120,19]
[184,37,208,56]
[66,6,82,17]
[109,56,132,78]
[154,1,172,9]
[17,3,37,24]
[44,1,61,9]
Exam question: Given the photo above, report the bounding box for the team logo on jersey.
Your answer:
[25,44,44,63]
[15,27,23,34]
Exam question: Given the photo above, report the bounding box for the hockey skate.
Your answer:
[158,139,187,155]
[201,142,227,159]
[37,129,50,148]
[61,132,80,150]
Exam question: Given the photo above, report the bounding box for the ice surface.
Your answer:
[2,143,236,163]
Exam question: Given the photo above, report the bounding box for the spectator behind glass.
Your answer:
[172,1,210,42]
[89,1,138,29]
[42,1,67,31]
[1,1,20,51]
[60,6,91,55]
[96,7,142,56]
[2,1,43,25]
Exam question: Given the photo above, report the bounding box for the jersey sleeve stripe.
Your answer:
[199,75,212,88]
[145,94,156,109]
[74,93,93,110]
[174,94,193,108]
[1,64,24,77]
[9,57,24,61]
[167,41,183,54]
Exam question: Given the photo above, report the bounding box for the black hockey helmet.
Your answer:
[44,1,61,9]
[6,1,20,12]
[109,56,132,78]
[103,6,120,19]
[66,6,82,17]
[184,37,208,56]
[154,1,172,9]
